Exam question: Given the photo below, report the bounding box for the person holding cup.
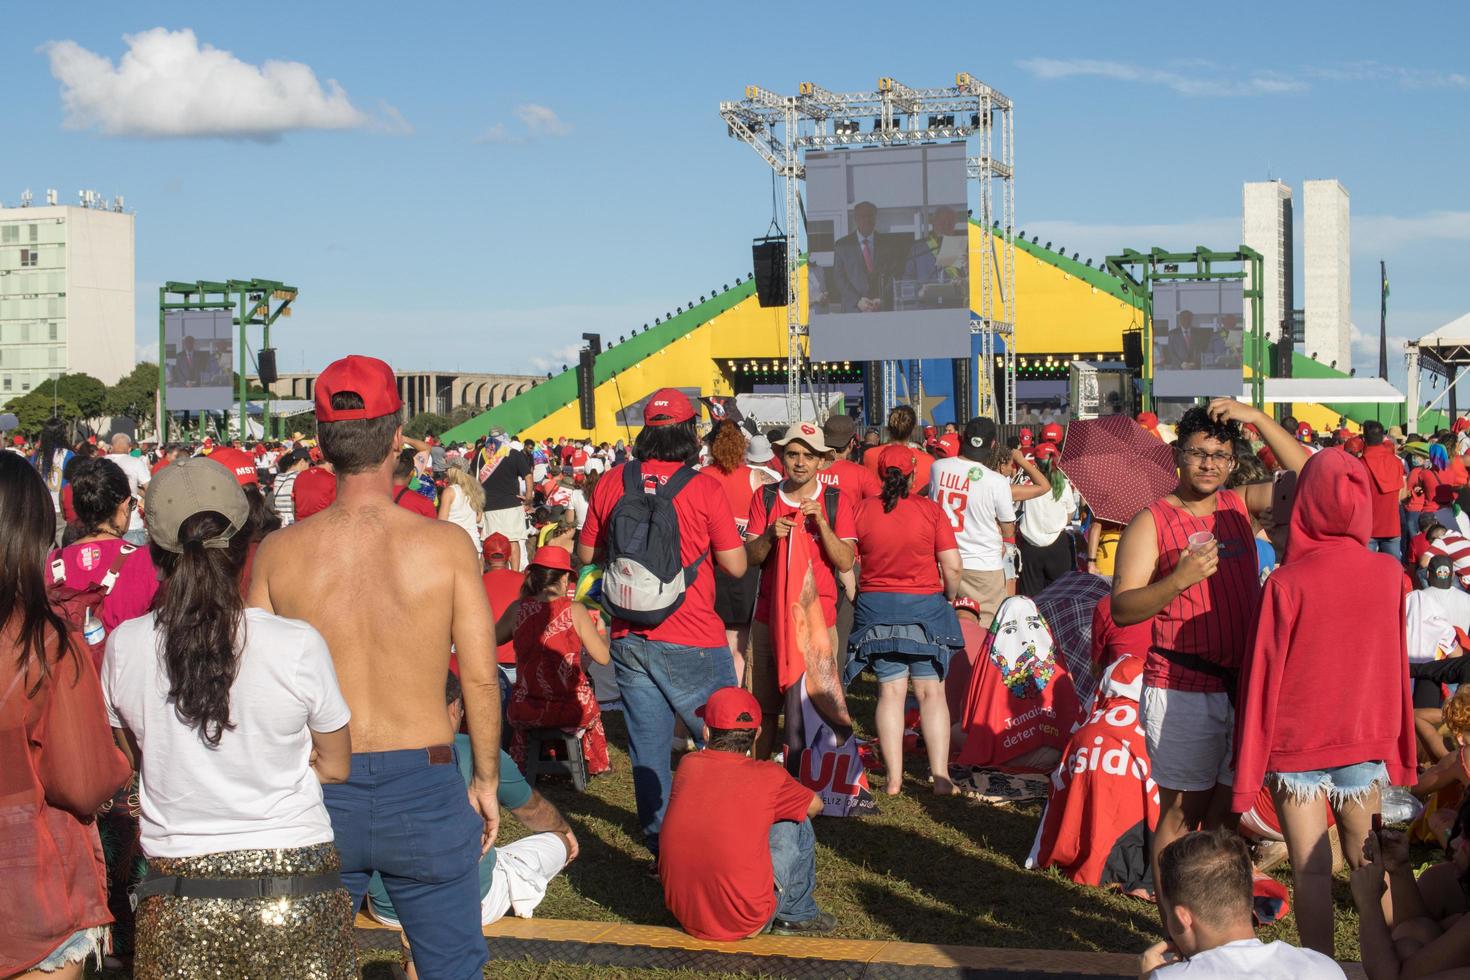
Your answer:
[1112,399,1308,894]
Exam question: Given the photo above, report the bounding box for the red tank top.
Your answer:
[1145,488,1261,693]
[714,465,758,536]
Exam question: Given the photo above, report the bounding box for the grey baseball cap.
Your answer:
[144,456,250,553]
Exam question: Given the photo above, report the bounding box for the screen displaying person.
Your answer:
[170,334,220,388]
[902,206,965,284]
[832,202,900,314]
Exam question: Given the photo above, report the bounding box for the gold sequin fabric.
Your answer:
[133,842,355,980]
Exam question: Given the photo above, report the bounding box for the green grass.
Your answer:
[522,676,1364,958]
[98,675,1393,977]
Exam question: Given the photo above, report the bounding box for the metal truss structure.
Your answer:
[720,73,1016,422]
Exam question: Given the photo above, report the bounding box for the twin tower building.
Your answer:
[1242,178,1352,373]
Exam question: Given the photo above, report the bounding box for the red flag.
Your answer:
[770,519,852,730]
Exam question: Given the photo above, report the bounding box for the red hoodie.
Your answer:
[1232,448,1416,812]
[1359,442,1405,539]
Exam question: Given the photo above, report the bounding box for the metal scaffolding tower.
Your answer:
[720,73,1017,423]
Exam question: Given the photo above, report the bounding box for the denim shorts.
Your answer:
[1270,760,1389,807]
[870,651,941,683]
[33,926,107,972]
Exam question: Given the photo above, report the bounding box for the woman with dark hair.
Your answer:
[705,420,771,679]
[58,442,97,529]
[102,457,355,978]
[496,546,611,775]
[33,418,73,531]
[846,444,964,796]
[46,457,159,646]
[0,452,131,979]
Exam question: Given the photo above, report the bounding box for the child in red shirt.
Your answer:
[659,688,831,940]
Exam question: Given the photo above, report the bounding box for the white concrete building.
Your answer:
[1242,180,1294,341]
[1303,179,1351,370]
[0,195,135,397]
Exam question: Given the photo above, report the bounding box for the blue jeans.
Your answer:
[770,818,820,924]
[324,747,486,980]
[1369,536,1403,560]
[610,635,737,854]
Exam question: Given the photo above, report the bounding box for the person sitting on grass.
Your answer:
[659,686,832,940]
[367,673,578,980]
[1350,803,1470,980]
[1140,829,1345,979]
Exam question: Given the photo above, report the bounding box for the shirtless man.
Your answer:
[248,355,500,980]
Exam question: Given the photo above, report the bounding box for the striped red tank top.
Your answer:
[1145,488,1261,693]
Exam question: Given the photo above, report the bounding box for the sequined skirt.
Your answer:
[133,842,356,980]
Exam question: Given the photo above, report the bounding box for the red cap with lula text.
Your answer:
[643,388,695,427]
[696,686,762,731]
[315,355,403,423]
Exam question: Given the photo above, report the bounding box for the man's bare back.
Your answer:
[248,491,494,754]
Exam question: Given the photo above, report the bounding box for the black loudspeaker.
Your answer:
[863,361,884,427]
[576,348,596,430]
[1122,331,1144,371]
[257,347,278,385]
[951,357,972,424]
[751,237,788,307]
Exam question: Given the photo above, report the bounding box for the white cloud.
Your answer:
[1018,57,1469,97]
[514,103,570,137]
[530,343,587,373]
[136,340,159,364]
[43,27,391,140]
[1354,211,1470,254]
[476,103,571,144]
[1016,58,1304,97]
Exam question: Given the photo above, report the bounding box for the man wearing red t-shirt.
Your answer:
[578,389,748,858]
[481,533,525,675]
[815,414,882,504]
[292,463,337,519]
[744,421,857,759]
[660,687,831,940]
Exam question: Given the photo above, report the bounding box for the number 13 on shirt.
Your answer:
[940,490,968,532]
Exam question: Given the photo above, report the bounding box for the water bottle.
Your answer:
[83,608,105,647]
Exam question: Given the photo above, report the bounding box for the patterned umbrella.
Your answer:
[1057,414,1177,524]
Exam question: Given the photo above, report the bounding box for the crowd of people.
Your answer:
[6,354,1470,979]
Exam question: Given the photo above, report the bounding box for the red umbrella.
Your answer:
[1057,415,1177,525]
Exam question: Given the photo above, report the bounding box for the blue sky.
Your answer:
[6,1,1468,391]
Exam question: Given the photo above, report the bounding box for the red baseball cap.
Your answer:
[696,686,762,731]
[1040,422,1064,445]
[875,444,917,476]
[643,388,694,427]
[1454,417,1470,434]
[529,545,573,572]
[293,466,337,519]
[1295,422,1314,442]
[1035,442,1060,462]
[315,355,403,423]
[952,596,981,616]
[481,532,511,561]
[208,447,259,486]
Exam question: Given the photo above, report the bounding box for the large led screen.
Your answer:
[805,143,971,360]
[1151,280,1245,398]
[163,308,234,412]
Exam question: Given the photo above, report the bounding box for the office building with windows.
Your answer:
[1242,180,1294,342]
[0,194,135,397]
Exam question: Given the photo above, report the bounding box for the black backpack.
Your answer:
[601,461,705,626]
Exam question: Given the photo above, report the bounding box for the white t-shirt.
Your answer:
[105,452,152,532]
[103,607,351,858]
[1018,477,1078,547]
[928,456,1017,571]
[1150,939,1345,979]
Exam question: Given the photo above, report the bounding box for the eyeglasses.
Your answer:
[1178,449,1236,467]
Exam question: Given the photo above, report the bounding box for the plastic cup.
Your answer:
[1187,531,1215,553]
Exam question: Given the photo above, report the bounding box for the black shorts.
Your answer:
[713,567,758,630]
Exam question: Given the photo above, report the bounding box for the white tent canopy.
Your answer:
[1242,378,1405,405]
[1405,311,1470,424]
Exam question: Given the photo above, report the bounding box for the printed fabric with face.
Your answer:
[986,596,1059,699]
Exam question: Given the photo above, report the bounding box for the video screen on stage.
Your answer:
[1151,280,1245,398]
[163,308,234,412]
[805,143,971,361]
